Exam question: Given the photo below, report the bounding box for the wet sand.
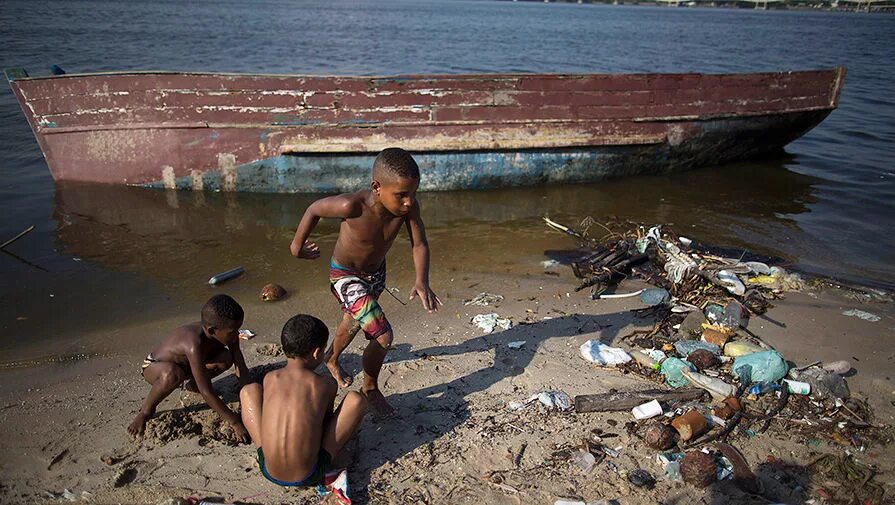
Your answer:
[1,266,892,504]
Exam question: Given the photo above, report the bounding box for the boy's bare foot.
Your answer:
[362,388,397,418]
[127,413,148,439]
[326,360,354,388]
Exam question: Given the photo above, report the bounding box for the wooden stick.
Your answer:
[574,388,706,413]
[0,225,35,250]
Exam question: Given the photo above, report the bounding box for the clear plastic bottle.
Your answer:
[723,300,746,329]
[682,368,736,401]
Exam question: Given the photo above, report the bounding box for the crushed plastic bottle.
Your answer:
[722,300,746,329]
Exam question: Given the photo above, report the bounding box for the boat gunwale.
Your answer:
[5,67,846,83]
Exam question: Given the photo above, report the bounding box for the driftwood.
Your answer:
[574,388,706,413]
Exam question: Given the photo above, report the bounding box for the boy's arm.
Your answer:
[406,201,441,312]
[290,194,363,258]
[185,344,249,441]
[229,340,251,388]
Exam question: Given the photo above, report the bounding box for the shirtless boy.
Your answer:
[127,294,251,442]
[289,147,440,415]
[239,314,366,487]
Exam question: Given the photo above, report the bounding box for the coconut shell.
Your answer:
[680,451,717,488]
[260,283,287,301]
[644,422,677,450]
[688,349,720,371]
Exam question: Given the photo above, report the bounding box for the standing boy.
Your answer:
[289,147,439,416]
[240,314,366,487]
[127,294,251,441]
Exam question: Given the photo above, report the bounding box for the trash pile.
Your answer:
[544,218,892,499]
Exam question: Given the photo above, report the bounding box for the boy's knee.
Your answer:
[344,391,367,411]
[157,367,184,389]
[374,331,393,349]
[239,382,262,402]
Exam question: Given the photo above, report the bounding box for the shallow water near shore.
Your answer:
[1,0,894,362]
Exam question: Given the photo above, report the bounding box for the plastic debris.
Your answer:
[743,261,771,275]
[632,399,663,420]
[579,340,632,366]
[471,313,511,333]
[821,360,852,375]
[782,379,811,395]
[660,358,697,388]
[316,468,351,504]
[509,391,571,411]
[674,340,721,357]
[507,340,526,349]
[722,300,747,329]
[703,303,725,324]
[681,369,736,401]
[733,350,788,384]
[207,266,245,285]
[570,450,596,474]
[657,452,685,482]
[841,309,880,322]
[716,270,745,296]
[238,329,256,340]
[464,292,504,306]
[723,340,764,357]
[789,368,851,399]
[541,259,561,269]
[640,288,670,306]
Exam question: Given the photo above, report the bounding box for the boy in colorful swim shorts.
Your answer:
[127,294,251,442]
[289,147,440,416]
[240,314,366,488]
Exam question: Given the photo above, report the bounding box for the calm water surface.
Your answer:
[1,0,893,361]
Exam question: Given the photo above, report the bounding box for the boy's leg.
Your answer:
[128,362,190,438]
[325,313,361,388]
[239,383,263,446]
[361,330,396,417]
[322,392,367,459]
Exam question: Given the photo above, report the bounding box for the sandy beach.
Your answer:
[1,264,892,505]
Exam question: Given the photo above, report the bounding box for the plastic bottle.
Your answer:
[681,368,736,401]
[821,360,851,375]
[631,350,660,370]
[723,300,746,329]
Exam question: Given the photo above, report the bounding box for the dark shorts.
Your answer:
[329,258,391,340]
[257,447,332,487]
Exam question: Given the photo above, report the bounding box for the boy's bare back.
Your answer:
[258,368,336,481]
[150,322,225,366]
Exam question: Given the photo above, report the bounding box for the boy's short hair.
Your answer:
[201,294,244,327]
[281,314,329,358]
[373,147,420,181]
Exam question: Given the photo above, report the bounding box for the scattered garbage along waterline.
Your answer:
[518,217,892,502]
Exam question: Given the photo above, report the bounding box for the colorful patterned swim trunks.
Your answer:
[329,259,391,340]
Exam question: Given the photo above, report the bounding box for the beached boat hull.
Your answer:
[5,68,844,192]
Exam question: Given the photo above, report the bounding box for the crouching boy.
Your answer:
[240,314,367,486]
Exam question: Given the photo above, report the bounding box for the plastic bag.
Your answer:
[580,340,632,366]
[661,357,697,388]
[733,350,788,384]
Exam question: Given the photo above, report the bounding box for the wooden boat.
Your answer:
[5,67,845,192]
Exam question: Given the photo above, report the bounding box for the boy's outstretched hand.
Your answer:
[297,240,320,259]
[410,283,441,313]
[229,420,251,444]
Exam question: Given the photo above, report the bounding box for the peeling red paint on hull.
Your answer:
[5,68,845,191]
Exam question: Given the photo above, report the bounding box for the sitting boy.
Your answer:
[240,314,367,487]
[127,294,251,442]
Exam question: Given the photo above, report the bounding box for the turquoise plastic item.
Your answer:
[674,340,721,357]
[660,357,697,388]
[733,350,788,384]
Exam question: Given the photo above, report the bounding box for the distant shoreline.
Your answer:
[501,0,895,13]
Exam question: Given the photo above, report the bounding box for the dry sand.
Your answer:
[1,269,893,505]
